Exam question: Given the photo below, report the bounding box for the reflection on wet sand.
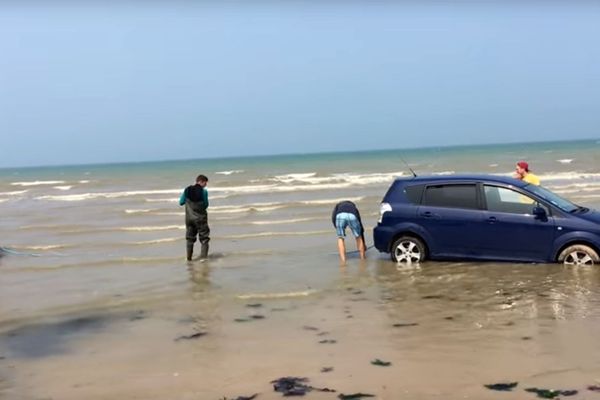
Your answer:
[3,258,600,399]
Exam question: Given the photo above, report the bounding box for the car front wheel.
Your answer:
[391,236,426,264]
[557,244,600,266]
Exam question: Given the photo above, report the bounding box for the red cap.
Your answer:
[516,161,529,171]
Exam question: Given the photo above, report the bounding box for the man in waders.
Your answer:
[332,200,366,263]
[179,174,210,261]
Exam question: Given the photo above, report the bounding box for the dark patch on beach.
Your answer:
[220,394,258,400]
[234,318,251,323]
[444,316,455,320]
[484,382,518,391]
[351,290,363,295]
[346,315,354,319]
[392,322,418,328]
[371,359,391,366]
[349,298,368,302]
[272,377,335,396]
[250,315,265,320]
[504,321,516,326]
[302,325,319,331]
[175,332,207,341]
[0,315,111,358]
[525,388,578,398]
[246,303,262,308]
[338,393,375,399]
[521,336,533,341]
[321,367,334,373]
[270,308,287,312]
[317,331,330,336]
[588,385,600,392]
[421,295,443,300]
[128,310,147,321]
[319,339,337,344]
[234,315,264,322]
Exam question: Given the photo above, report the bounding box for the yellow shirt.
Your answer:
[523,172,540,186]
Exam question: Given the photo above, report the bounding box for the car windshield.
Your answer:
[525,184,579,213]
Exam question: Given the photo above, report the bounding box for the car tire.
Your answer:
[557,244,600,266]
[391,236,426,264]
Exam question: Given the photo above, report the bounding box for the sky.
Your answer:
[1,1,599,168]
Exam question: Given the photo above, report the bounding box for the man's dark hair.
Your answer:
[196,174,208,183]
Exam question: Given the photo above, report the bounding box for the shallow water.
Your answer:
[2,140,600,399]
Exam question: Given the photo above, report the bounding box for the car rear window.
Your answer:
[422,184,478,209]
[404,184,424,204]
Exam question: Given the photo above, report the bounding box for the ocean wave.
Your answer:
[537,172,600,182]
[222,230,329,239]
[53,186,72,191]
[250,217,318,225]
[299,196,364,205]
[0,190,28,196]
[236,289,318,300]
[36,189,181,202]
[14,244,72,251]
[121,225,184,231]
[11,180,66,186]
[132,237,180,245]
[0,199,8,203]
[125,208,157,214]
[216,170,244,175]
[557,159,573,164]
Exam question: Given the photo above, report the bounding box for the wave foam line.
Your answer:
[223,230,329,239]
[36,189,182,202]
[236,289,318,300]
[250,217,318,225]
[132,237,180,244]
[0,190,28,196]
[216,170,244,175]
[121,225,184,231]
[53,186,72,191]
[11,180,66,186]
[125,208,158,214]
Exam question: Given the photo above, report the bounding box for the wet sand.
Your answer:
[3,258,600,399]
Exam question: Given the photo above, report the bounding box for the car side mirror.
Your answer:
[533,206,547,219]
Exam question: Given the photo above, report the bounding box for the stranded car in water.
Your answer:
[373,174,600,265]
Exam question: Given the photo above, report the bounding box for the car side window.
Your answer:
[422,184,478,209]
[484,185,549,215]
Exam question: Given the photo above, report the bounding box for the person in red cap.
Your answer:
[514,161,540,185]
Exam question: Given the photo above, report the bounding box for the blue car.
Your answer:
[373,174,600,265]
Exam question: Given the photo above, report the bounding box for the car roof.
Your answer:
[394,174,529,188]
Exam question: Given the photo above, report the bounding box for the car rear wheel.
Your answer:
[557,244,600,266]
[391,236,426,264]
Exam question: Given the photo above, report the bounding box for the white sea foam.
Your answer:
[557,159,573,164]
[489,164,499,167]
[223,230,329,239]
[0,199,8,204]
[124,209,156,214]
[299,196,364,206]
[121,225,184,231]
[236,289,318,300]
[11,180,66,186]
[216,170,244,175]
[79,180,90,183]
[37,189,181,202]
[537,172,600,182]
[132,237,180,245]
[53,186,72,191]
[250,217,317,225]
[17,244,70,251]
[0,190,28,196]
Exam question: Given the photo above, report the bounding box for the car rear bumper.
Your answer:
[373,225,394,253]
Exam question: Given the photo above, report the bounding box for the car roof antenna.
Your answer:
[399,154,417,177]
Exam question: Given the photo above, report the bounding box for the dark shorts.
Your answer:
[186,215,210,244]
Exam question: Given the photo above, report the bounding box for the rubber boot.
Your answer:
[200,242,209,260]
[186,243,194,261]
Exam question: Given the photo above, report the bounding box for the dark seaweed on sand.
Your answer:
[370,359,391,366]
[174,332,207,341]
[338,393,375,399]
[525,388,578,398]
[484,382,518,391]
[392,322,418,328]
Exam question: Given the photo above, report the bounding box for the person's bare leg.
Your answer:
[337,237,346,263]
[356,236,366,259]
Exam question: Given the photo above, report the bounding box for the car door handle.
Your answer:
[420,211,437,218]
[487,217,498,224]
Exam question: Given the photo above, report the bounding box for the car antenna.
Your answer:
[399,154,417,177]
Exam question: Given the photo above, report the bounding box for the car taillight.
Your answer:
[378,202,392,223]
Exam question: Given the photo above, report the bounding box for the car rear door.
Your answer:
[480,184,556,261]
[417,183,485,258]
